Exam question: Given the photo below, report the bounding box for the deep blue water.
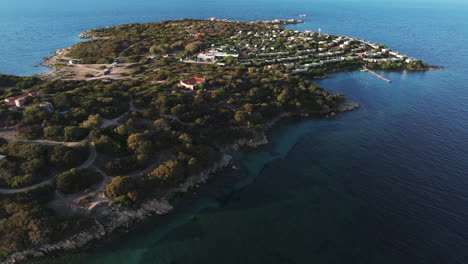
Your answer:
[2,0,468,263]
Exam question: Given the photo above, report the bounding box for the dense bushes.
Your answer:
[366,61,429,71]
[105,176,136,198]
[0,74,41,89]
[49,144,88,168]
[147,160,185,184]
[54,168,102,194]
[43,126,64,141]
[63,126,89,142]
[0,186,89,258]
[0,142,88,188]
[104,156,139,175]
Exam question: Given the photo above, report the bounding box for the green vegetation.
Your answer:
[0,142,88,188]
[147,160,185,184]
[366,60,430,71]
[0,19,431,259]
[54,168,102,194]
[0,187,90,260]
[105,176,136,198]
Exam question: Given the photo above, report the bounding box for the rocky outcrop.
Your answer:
[222,132,269,153]
[78,31,93,39]
[338,100,360,112]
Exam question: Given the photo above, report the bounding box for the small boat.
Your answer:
[298,14,308,17]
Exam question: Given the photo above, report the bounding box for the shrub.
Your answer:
[48,145,85,168]
[104,156,138,175]
[80,114,101,129]
[63,126,88,142]
[147,160,185,184]
[54,168,102,194]
[104,176,135,198]
[16,125,42,140]
[95,135,126,157]
[113,195,134,207]
[43,126,64,141]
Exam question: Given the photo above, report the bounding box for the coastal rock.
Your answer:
[338,100,360,112]
[78,31,92,39]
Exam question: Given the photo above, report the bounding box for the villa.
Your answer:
[179,77,206,90]
[197,50,239,62]
[4,91,43,107]
[193,33,205,40]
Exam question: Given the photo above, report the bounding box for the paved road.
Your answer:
[21,139,81,147]
[0,179,53,195]
[160,114,188,125]
[100,112,128,128]
[129,95,144,113]
[78,143,96,169]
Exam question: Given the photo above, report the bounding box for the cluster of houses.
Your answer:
[187,28,420,75]
[3,92,43,107]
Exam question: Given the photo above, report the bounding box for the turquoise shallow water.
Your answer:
[2,0,468,263]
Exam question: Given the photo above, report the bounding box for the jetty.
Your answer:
[362,66,392,83]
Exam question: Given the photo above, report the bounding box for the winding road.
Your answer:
[0,180,53,195]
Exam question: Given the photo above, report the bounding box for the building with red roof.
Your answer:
[3,91,43,107]
[179,77,206,90]
[193,33,205,40]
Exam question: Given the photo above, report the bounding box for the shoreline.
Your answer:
[0,18,430,263]
[1,101,359,264]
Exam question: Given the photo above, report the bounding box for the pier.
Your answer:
[362,66,392,83]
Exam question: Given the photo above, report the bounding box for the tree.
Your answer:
[184,41,203,53]
[95,135,125,157]
[104,155,139,174]
[63,126,88,142]
[187,157,201,175]
[178,133,192,144]
[16,125,42,140]
[48,145,84,168]
[170,104,185,115]
[80,114,101,129]
[147,160,185,184]
[43,126,64,141]
[153,119,171,132]
[276,89,290,104]
[53,93,72,110]
[114,124,132,136]
[22,105,50,124]
[55,168,102,194]
[88,128,103,142]
[127,132,153,156]
[104,176,135,198]
[21,157,45,173]
[234,111,247,123]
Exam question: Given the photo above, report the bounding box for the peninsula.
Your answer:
[0,19,430,263]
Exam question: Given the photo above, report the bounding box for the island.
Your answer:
[0,18,432,263]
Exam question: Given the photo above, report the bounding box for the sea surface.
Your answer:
[2,0,468,263]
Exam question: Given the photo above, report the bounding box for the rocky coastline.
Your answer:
[1,100,358,264]
[3,154,232,264]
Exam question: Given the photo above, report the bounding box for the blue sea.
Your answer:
[2,0,468,263]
